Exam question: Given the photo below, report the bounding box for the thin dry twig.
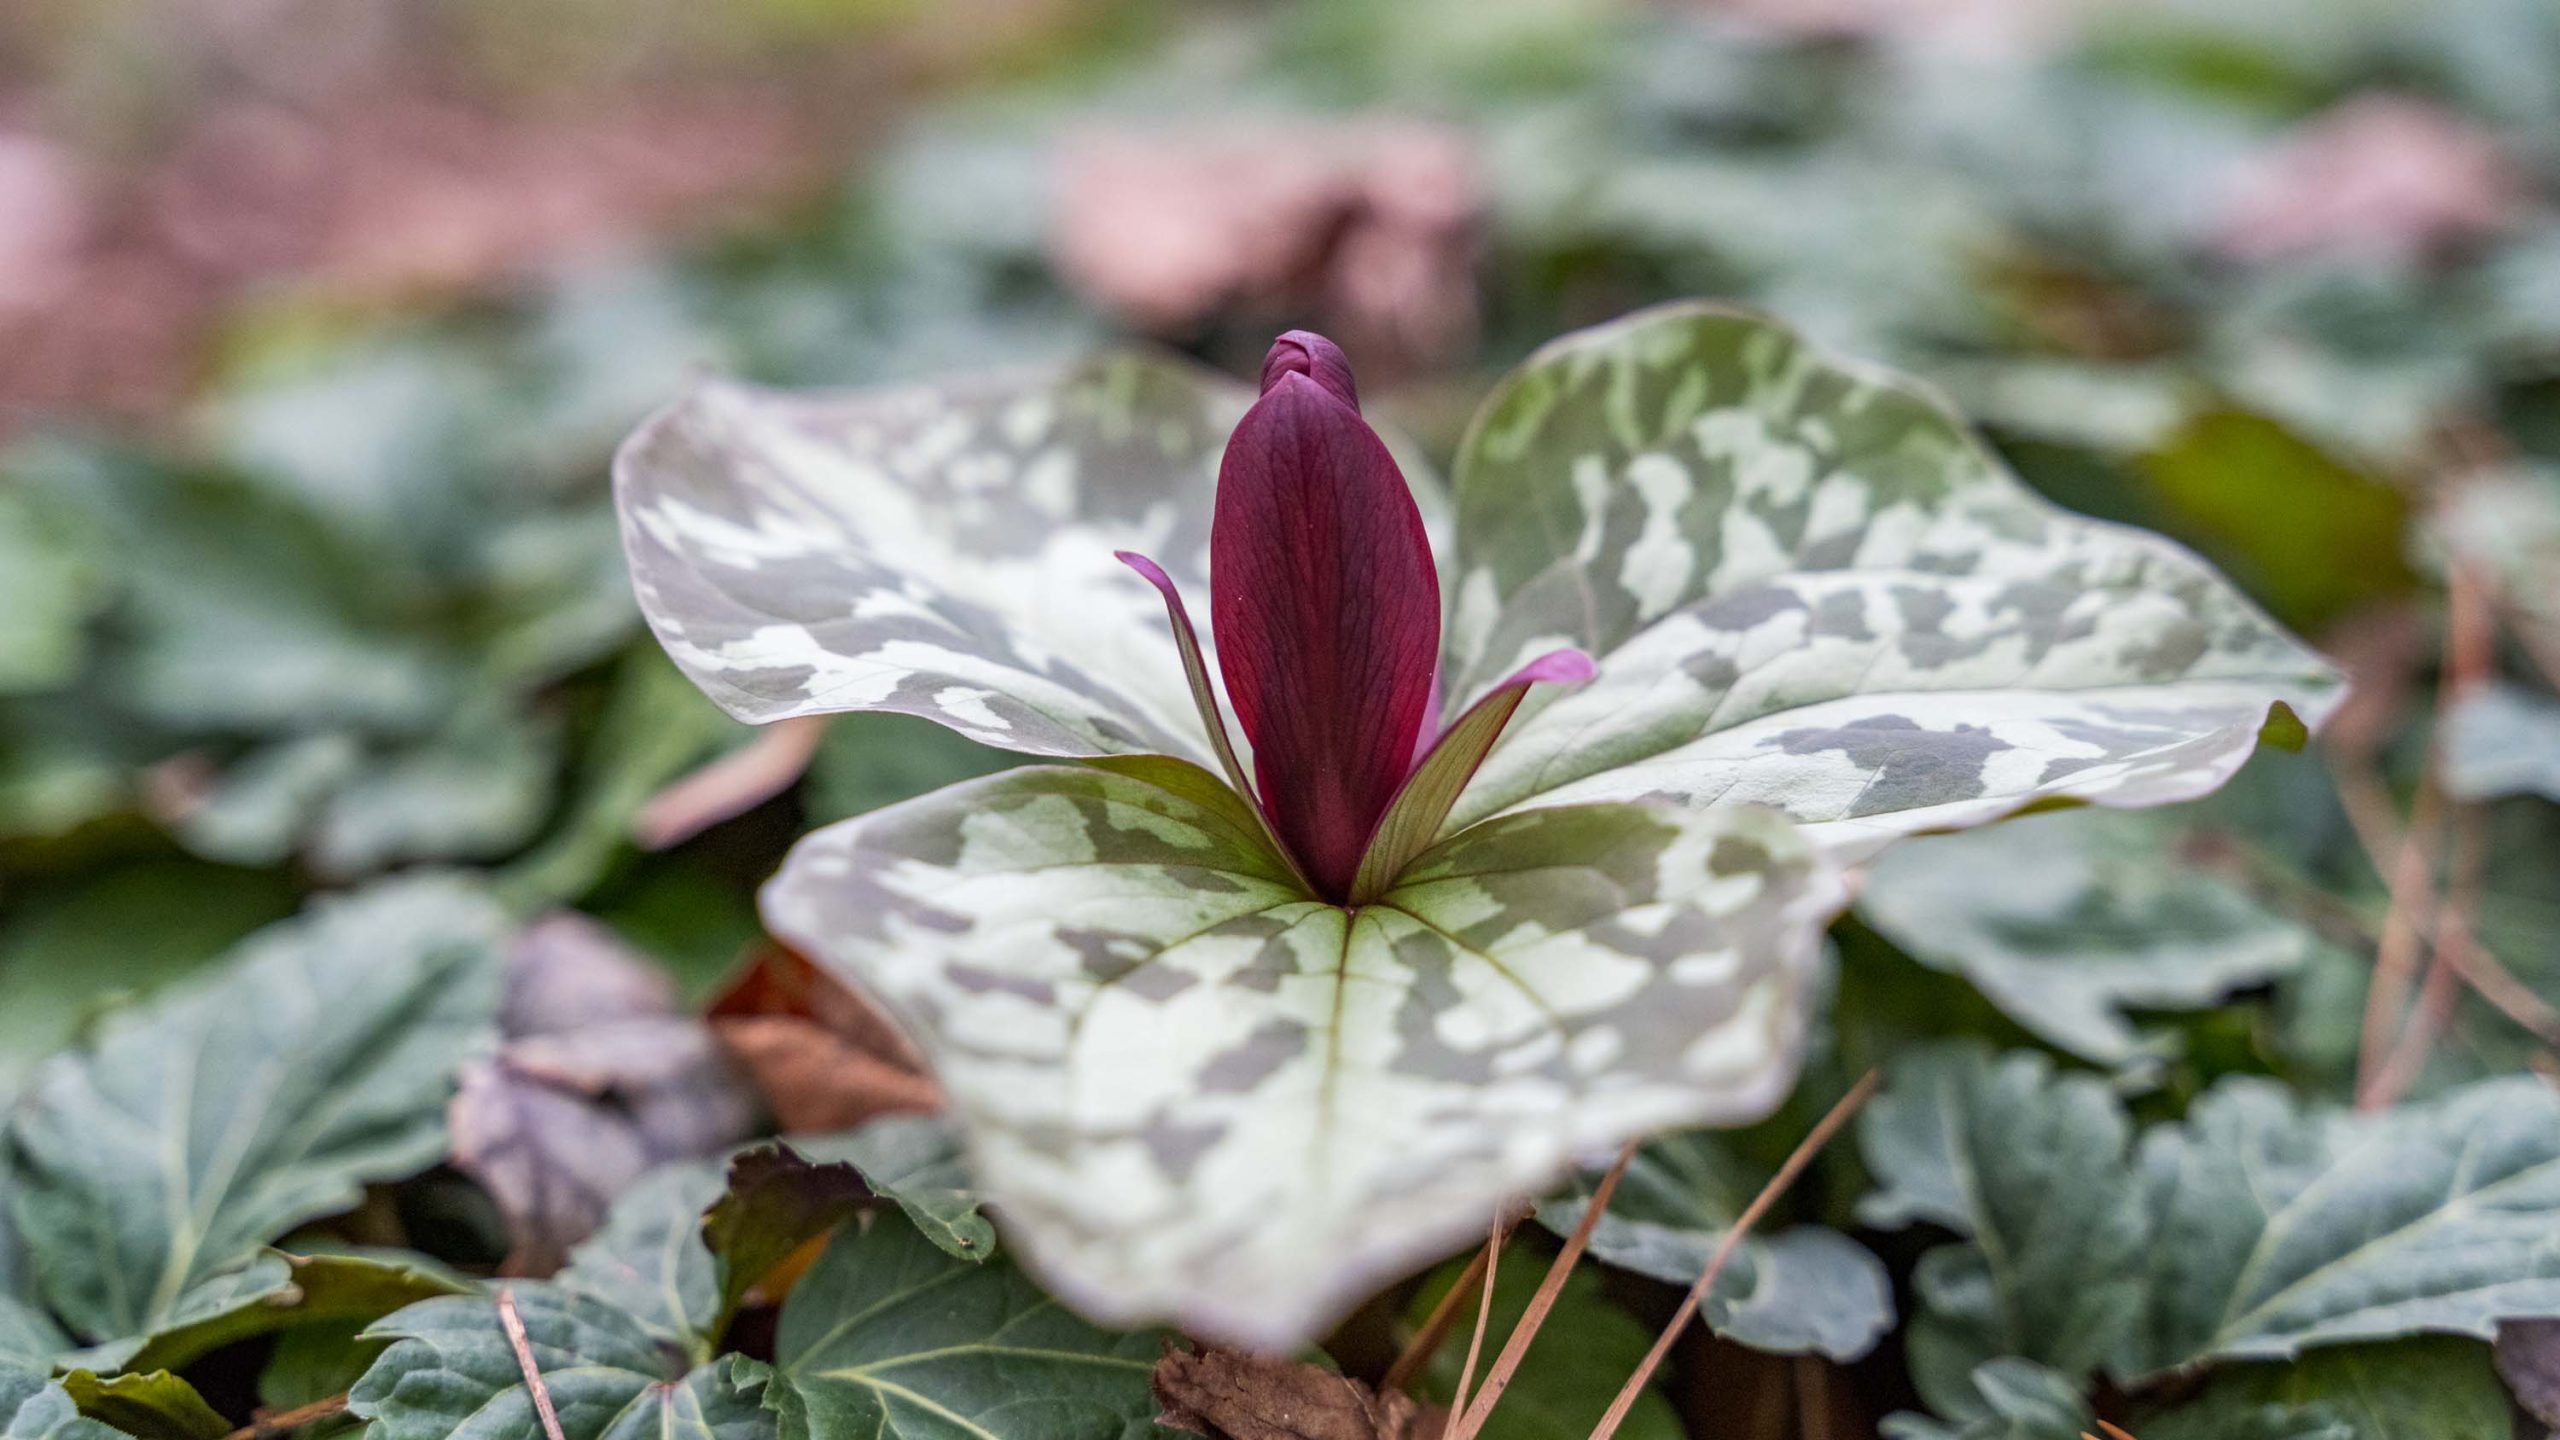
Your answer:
[1587,1072,1880,1440]
[2360,558,2506,1107]
[498,1286,569,1440]
[219,1395,349,1440]
[1384,1233,1492,1394]
[1444,1217,1510,1430]
[1446,1141,1639,1440]
[2352,772,2446,1105]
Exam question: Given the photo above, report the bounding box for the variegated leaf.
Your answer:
[614,354,1246,762]
[1443,304,2343,858]
[762,762,1841,1346]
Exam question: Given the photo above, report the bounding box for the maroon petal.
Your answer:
[1117,549,1316,894]
[1349,648,1595,903]
[1214,335,1439,900]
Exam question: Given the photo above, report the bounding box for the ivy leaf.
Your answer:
[1857,1046,2145,1416]
[1856,809,2327,1064]
[352,1286,773,1440]
[1440,304,2342,859]
[0,1363,124,1440]
[615,353,1250,763]
[781,1119,991,1264]
[6,877,507,1350]
[2143,1337,2510,1440]
[769,1210,1161,1440]
[1538,1132,1893,1361]
[552,1162,729,1358]
[110,1251,466,1376]
[762,762,1840,1345]
[1876,1358,2091,1440]
[2122,1074,2560,1373]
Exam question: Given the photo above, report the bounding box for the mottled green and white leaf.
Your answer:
[1443,304,2341,859]
[763,762,1840,1345]
[1859,1046,2145,1414]
[7,878,506,1349]
[1540,1131,1892,1360]
[1857,810,2327,1064]
[615,354,1249,761]
[2121,1074,2560,1373]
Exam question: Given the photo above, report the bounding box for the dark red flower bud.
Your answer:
[1259,330,1361,411]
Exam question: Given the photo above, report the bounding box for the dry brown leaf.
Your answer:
[707,944,942,1133]
[1154,1346,1446,1440]
[451,913,759,1273]
[1051,120,1480,368]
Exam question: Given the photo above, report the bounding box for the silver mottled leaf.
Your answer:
[2123,1073,2560,1373]
[615,353,1249,762]
[2146,1337,2508,1440]
[1443,304,2342,858]
[1858,1046,2145,1416]
[1877,1358,2091,1440]
[1857,809,2326,1064]
[1539,1132,1892,1361]
[763,761,1841,1346]
[0,1364,123,1440]
[2440,681,2560,804]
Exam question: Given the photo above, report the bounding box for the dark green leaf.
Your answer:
[112,1251,466,1377]
[353,1285,772,1440]
[783,1119,992,1264]
[771,1211,1159,1440]
[2144,1337,2508,1440]
[7,878,506,1347]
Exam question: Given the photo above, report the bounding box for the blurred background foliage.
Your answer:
[3,0,2560,1430]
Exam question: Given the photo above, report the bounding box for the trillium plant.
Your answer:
[615,303,2340,1346]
